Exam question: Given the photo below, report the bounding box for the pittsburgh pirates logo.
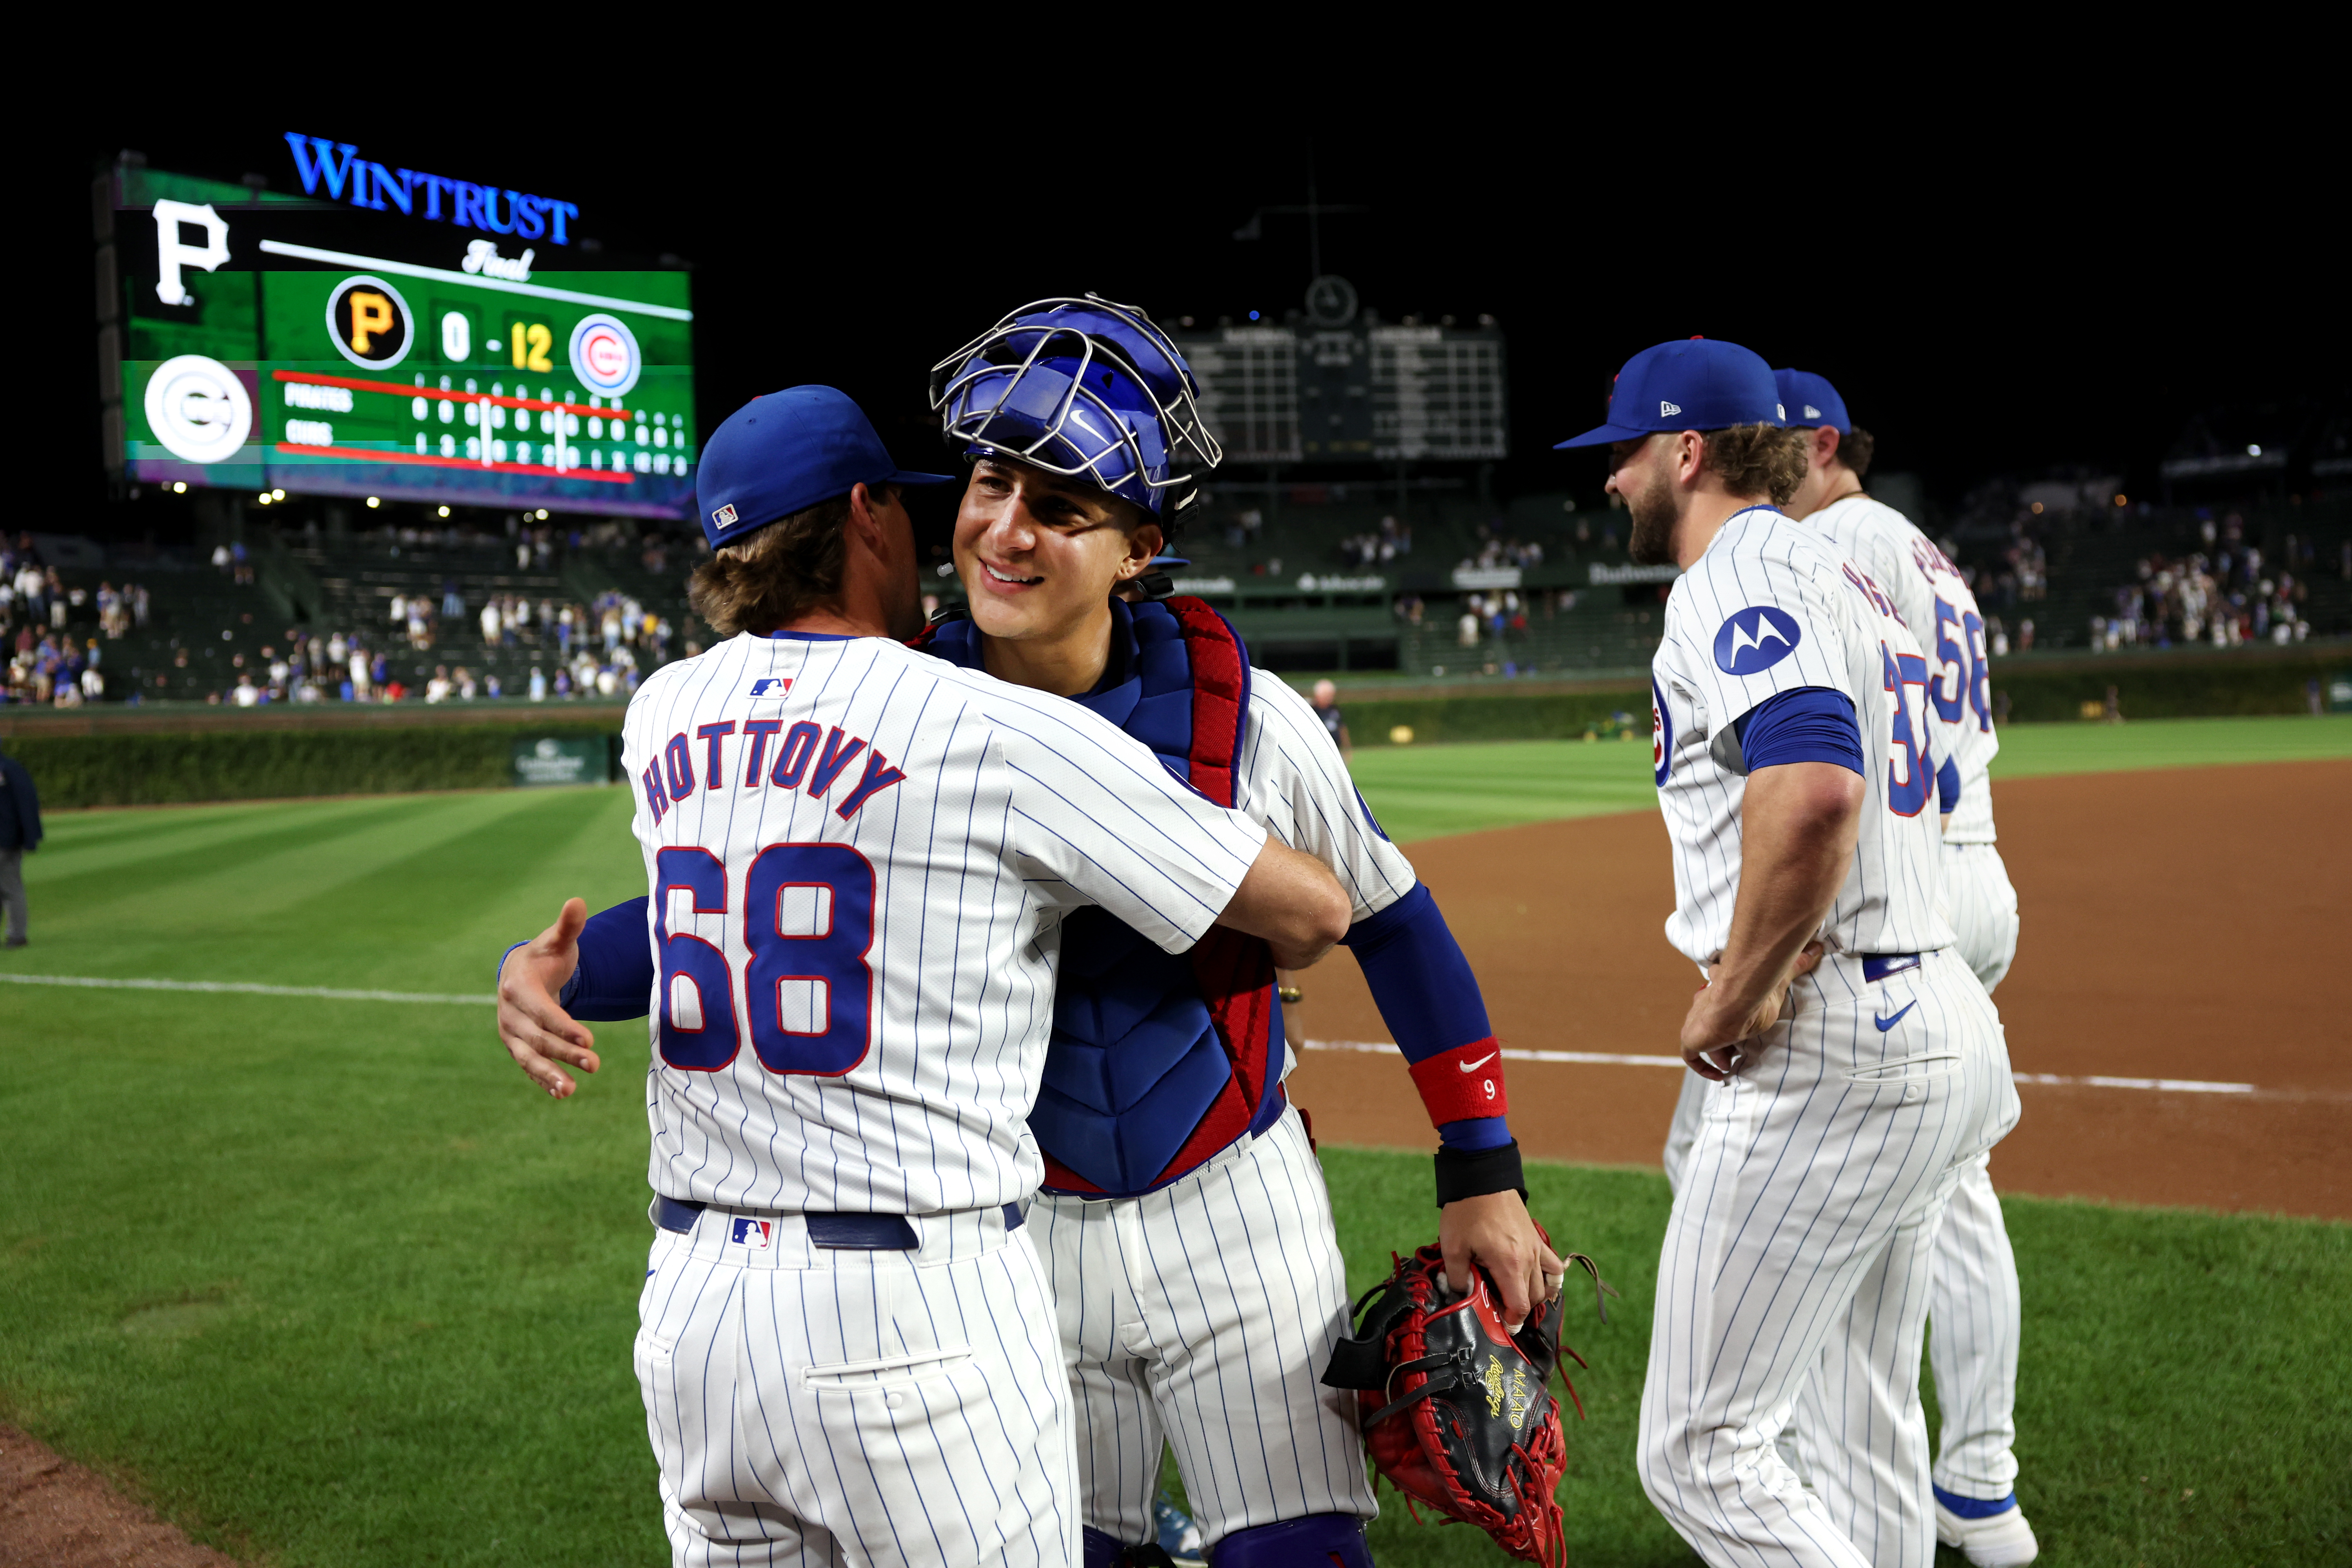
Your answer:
[1711,606,1802,676]
[326,276,413,370]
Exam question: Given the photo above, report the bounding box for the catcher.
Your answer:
[1325,1239,1617,1567]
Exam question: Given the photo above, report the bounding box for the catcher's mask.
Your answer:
[929,295,1221,523]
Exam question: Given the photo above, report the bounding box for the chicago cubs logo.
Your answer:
[1651,675,1673,785]
[1712,606,1802,676]
[142,355,252,464]
[569,313,642,398]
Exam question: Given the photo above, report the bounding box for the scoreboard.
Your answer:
[100,142,695,519]
[1170,284,1506,466]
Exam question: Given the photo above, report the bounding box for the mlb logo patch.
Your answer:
[747,677,792,698]
[729,1217,773,1249]
[711,503,739,528]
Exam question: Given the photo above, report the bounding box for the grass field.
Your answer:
[4,714,2350,1565]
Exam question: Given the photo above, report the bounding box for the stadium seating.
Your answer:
[8,495,2346,705]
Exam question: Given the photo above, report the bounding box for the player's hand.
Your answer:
[1439,1189,1563,1330]
[1679,941,1825,1081]
[497,897,599,1099]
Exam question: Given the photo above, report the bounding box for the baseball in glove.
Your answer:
[1322,1236,1615,1568]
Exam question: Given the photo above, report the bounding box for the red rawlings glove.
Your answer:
[1322,1234,1615,1568]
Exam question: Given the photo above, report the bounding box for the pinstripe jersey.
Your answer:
[1235,673,1416,926]
[1804,495,2003,844]
[619,630,1269,1217]
[1651,505,1955,966]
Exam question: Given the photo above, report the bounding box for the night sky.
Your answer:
[43,114,2342,535]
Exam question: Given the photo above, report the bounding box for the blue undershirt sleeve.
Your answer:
[566,896,655,1020]
[1340,883,1512,1150]
[1937,751,1961,815]
[1733,686,1865,775]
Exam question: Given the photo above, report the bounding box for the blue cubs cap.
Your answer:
[694,385,954,549]
[1775,369,1851,434]
[1554,338,1786,449]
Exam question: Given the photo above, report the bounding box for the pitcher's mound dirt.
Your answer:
[1289,758,2352,1218]
[0,1425,236,1567]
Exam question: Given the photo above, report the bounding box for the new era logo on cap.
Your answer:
[1804,404,1822,419]
[1556,339,1782,450]
[711,503,738,528]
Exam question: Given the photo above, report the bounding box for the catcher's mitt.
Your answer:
[1322,1237,1615,1568]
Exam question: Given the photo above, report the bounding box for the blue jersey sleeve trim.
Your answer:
[1341,884,1514,1142]
[1341,884,1493,1063]
[1733,686,1864,775]
[571,896,655,1020]
[1437,1116,1514,1151]
[1936,751,1961,815]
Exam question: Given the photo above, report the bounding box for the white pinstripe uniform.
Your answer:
[1660,500,2027,1514]
[1029,673,1412,1552]
[1639,506,2020,1568]
[621,629,1269,1568]
[1800,496,2026,1512]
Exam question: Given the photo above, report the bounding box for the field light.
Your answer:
[2115,494,2128,507]
[172,481,187,494]
[535,508,550,520]
[2247,444,2262,457]
[256,492,271,505]
[272,489,286,501]
[437,505,452,518]
[365,496,381,508]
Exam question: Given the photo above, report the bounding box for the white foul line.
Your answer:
[0,973,491,1006]
[1303,1039,2259,1096]
[0,989,2287,1097]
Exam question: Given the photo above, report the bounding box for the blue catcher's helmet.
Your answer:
[929,294,1221,523]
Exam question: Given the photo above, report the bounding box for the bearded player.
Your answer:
[1565,337,2020,1568]
[507,300,1561,1567]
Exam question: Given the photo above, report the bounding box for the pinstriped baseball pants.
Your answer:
[1662,844,2028,1522]
[1028,1104,1377,1553]
[1640,949,2020,1568]
[1926,842,2024,1503]
[634,1208,1078,1567]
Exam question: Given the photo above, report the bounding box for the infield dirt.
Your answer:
[1287,758,2352,1220]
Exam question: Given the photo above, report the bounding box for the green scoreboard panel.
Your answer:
[103,153,695,519]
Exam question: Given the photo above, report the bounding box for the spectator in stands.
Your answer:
[442,579,465,620]
[426,666,452,703]
[233,673,261,706]
[231,541,253,585]
[456,667,479,701]
[1310,680,1352,762]
[480,599,502,648]
[529,666,547,701]
[212,543,232,574]
[0,743,40,946]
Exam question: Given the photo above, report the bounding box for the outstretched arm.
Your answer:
[1218,838,1352,970]
[1344,883,1562,1325]
[495,896,655,1097]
